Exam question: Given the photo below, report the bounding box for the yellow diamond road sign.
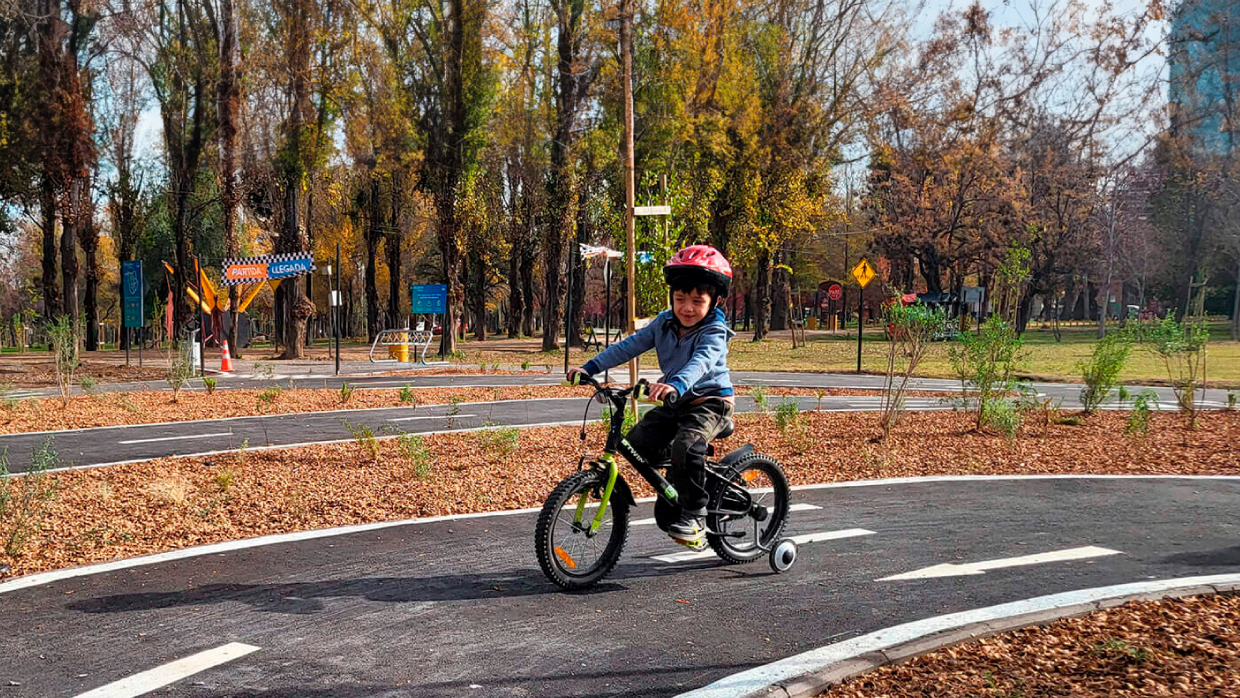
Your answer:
[852,258,876,288]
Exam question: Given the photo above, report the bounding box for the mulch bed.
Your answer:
[821,594,1240,697]
[1,410,1237,578]
[0,385,952,434]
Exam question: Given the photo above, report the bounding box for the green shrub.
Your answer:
[399,385,417,405]
[774,398,800,431]
[339,382,355,405]
[203,377,218,395]
[521,359,531,370]
[476,425,521,456]
[1228,391,1237,411]
[166,341,196,403]
[982,397,1021,443]
[881,301,948,437]
[1,438,61,558]
[46,316,79,407]
[1126,390,1159,435]
[1078,331,1133,413]
[1137,316,1208,427]
[398,433,433,478]
[79,375,98,394]
[950,315,1025,431]
[600,406,639,433]
[750,385,769,413]
[214,467,236,493]
[344,420,380,460]
[257,385,283,407]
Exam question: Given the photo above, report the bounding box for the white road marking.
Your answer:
[72,643,260,698]
[877,545,1123,581]
[633,503,822,526]
[674,573,1240,698]
[117,432,234,445]
[651,528,874,563]
[387,413,478,422]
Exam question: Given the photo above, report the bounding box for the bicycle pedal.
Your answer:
[672,537,707,551]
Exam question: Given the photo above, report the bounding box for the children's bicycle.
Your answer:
[534,375,798,590]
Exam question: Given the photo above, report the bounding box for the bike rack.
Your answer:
[368,326,447,365]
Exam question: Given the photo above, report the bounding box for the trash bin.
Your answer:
[181,329,201,372]
[806,316,818,330]
[387,332,410,362]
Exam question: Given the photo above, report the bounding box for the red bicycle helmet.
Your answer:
[664,245,733,298]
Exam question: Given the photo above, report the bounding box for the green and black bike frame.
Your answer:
[572,379,765,539]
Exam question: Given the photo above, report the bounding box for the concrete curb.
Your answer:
[676,574,1240,698]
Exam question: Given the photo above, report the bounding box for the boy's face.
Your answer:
[672,288,713,327]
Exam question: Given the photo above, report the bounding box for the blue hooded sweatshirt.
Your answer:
[581,308,735,399]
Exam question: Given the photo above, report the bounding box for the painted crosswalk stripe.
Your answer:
[117,432,233,445]
[633,503,823,526]
[73,643,260,698]
[651,528,874,563]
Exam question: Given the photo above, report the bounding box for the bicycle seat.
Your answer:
[715,420,735,440]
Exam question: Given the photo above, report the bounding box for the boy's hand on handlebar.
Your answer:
[645,382,679,403]
[565,368,590,386]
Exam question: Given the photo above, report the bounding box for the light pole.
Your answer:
[620,0,637,406]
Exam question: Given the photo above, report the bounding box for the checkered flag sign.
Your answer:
[222,253,317,286]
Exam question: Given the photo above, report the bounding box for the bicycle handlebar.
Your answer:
[564,373,678,406]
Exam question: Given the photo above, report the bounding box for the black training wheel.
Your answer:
[769,538,797,573]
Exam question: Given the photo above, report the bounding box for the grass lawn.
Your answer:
[456,321,1240,387]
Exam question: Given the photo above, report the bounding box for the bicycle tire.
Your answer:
[706,453,790,564]
[535,469,631,590]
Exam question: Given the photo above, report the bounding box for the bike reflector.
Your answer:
[554,547,577,569]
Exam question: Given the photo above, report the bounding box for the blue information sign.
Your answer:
[122,260,144,328]
[410,284,447,314]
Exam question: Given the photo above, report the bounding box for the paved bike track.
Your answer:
[3,476,1239,696]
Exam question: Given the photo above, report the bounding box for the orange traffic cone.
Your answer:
[220,340,235,373]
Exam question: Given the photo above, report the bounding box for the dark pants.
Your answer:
[624,398,734,516]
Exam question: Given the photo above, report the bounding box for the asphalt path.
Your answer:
[3,477,1239,697]
[6,366,1232,408]
[0,394,952,473]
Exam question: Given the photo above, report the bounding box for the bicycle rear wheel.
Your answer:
[535,469,630,590]
[706,454,789,564]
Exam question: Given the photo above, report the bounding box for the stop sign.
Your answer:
[827,283,843,301]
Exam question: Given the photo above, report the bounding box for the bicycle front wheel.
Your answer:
[535,470,630,590]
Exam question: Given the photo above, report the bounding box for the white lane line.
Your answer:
[674,574,1240,698]
[387,413,478,422]
[877,545,1123,581]
[117,432,234,445]
[633,503,823,526]
[73,643,260,698]
[651,528,874,563]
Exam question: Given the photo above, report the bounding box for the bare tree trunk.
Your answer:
[82,181,100,351]
[753,251,771,341]
[1232,254,1240,341]
[61,178,81,335]
[507,238,523,338]
[219,0,241,356]
[520,244,535,337]
[366,179,381,340]
[278,0,314,360]
[40,178,59,319]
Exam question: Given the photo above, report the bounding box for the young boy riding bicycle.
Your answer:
[568,245,735,548]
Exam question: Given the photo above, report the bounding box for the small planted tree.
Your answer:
[165,341,196,403]
[1138,316,1209,427]
[46,317,79,407]
[880,300,947,438]
[1078,330,1133,414]
[949,315,1025,432]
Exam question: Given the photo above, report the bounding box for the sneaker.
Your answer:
[668,513,706,543]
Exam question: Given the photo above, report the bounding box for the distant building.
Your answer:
[1169,0,1238,154]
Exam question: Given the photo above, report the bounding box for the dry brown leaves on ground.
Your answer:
[1,410,1237,578]
[821,594,1240,697]
[0,385,938,434]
